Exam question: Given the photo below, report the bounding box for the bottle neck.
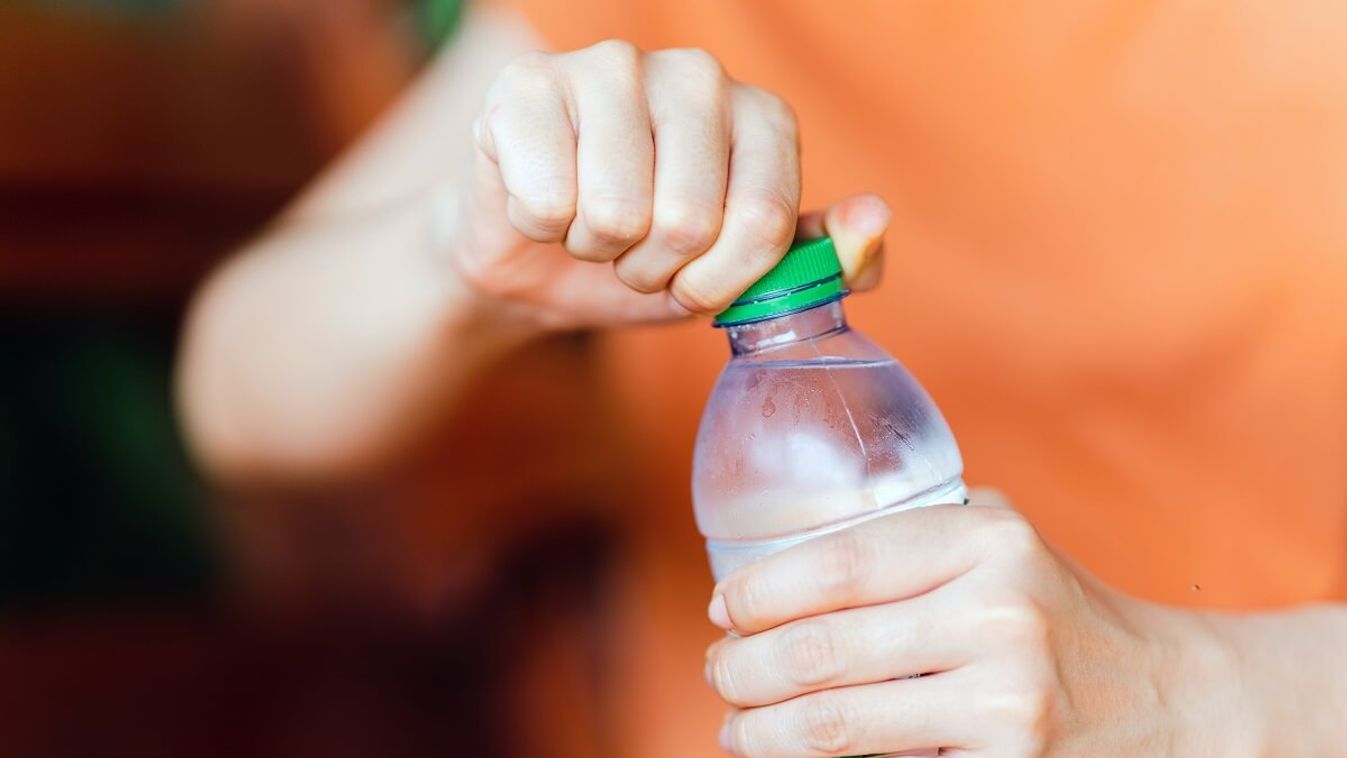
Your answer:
[725,300,848,356]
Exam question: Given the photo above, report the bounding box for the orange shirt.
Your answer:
[499,1,1347,754]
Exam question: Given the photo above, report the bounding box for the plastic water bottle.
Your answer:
[693,238,964,757]
[693,236,967,582]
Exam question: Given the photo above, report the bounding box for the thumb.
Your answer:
[795,193,890,291]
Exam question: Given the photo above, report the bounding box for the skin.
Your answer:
[178,10,887,481]
[706,490,1347,757]
[177,8,1347,756]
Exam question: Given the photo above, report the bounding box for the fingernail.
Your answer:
[704,656,714,686]
[718,715,734,753]
[837,193,891,237]
[707,594,732,630]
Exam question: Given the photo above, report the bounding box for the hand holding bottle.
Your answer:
[703,491,1249,758]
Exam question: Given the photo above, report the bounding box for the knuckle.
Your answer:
[765,93,799,134]
[815,528,874,600]
[985,598,1050,651]
[670,272,729,314]
[982,509,1041,561]
[581,198,651,246]
[471,115,490,153]
[474,104,509,154]
[725,573,770,629]
[741,85,799,135]
[648,48,729,118]
[779,620,842,687]
[516,192,576,232]
[584,38,641,69]
[989,688,1054,755]
[612,259,668,294]
[709,649,747,706]
[738,190,798,252]
[496,51,556,94]
[799,693,855,756]
[1024,689,1055,740]
[659,47,725,80]
[654,201,720,257]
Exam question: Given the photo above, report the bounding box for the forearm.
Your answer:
[1217,604,1347,755]
[177,9,542,481]
[1135,598,1347,757]
[178,199,534,481]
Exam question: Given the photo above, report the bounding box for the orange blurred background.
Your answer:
[6,2,1347,757]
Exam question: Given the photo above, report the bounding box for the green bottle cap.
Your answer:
[714,237,847,326]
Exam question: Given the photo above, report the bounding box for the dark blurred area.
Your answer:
[1,1,621,755]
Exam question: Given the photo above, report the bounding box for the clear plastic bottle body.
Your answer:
[693,300,967,581]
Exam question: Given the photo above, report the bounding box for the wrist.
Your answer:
[1122,599,1266,757]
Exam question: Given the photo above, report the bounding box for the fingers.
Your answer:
[795,193,890,291]
[707,592,968,708]
[720,676,960,758]
[711,505,1018,635]
[476,53,577,243]
[612,48,730,293]
[669,84,801,313]
[477,43,886,321]
[561,41,656,261]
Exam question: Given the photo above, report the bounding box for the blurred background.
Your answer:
[9,1,1347,756]
[2,2,626,755]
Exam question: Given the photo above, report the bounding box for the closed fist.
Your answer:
[447,40,890,329]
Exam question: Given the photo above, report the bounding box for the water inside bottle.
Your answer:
[694,358,966,580]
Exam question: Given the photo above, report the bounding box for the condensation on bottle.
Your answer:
[692,237,964,758]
